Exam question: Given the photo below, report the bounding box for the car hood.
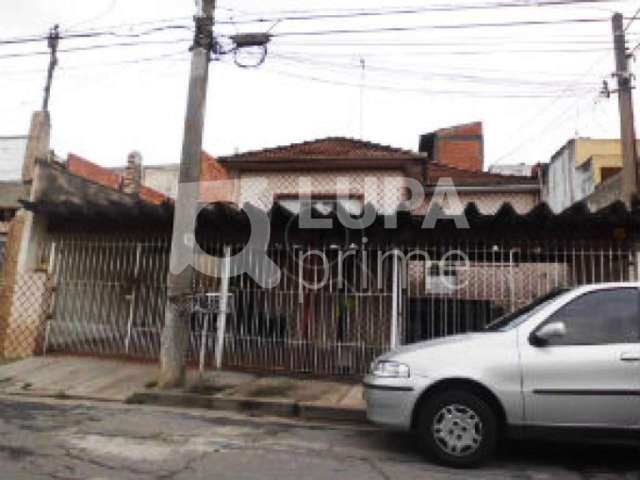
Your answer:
[377,331,515,376]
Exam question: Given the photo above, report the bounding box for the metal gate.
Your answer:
[45,236,169,359]
[40,235,638,376]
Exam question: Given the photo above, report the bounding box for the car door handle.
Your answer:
[620,352,640,362]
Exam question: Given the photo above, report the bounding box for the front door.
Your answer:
[519,286,640,428]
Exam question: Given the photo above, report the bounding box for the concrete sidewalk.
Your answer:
[0,356,366,423]
[0,356,157,401]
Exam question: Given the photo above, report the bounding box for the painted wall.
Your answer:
[0,136,27,181]
[142,165,180,199]
[544,138,640,212]
[237,169,407,214]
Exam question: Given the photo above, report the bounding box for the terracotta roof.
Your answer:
[427,162,539,186]
[218,137,424,162]
[66,153,171,205]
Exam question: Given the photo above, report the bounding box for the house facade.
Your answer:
[542,137,640,212]
[3,125,638,377]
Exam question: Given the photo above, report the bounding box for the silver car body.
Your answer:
[363,283,640,432]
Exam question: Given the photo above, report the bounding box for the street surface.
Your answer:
[0,395,637,479]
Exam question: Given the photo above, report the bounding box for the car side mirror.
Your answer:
[531,321,567,346]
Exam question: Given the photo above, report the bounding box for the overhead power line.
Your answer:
[0,15,612,46]
[265,66,593,98]
[0,38,191,60]
[271,52,603,88]
[213,0,621,25]
[624,5,640,31]
[0,24,192,46]
[269,17,610,38]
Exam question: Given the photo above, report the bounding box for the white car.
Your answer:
[363,283,640,467]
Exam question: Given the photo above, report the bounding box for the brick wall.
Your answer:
[0,213,24,356]
[435,122,483,172]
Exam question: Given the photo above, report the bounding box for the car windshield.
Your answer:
[484,288,570,332]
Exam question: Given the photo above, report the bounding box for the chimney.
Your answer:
[122,151,142,195]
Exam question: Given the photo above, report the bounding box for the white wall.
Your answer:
[142,165,179,198]
[0,136,27,181]
[544,144,579,213]
[238,169,406,214]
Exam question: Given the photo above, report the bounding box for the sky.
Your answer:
[1,0,640,173]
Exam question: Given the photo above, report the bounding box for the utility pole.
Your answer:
[612,12,639,205]
[42,24,59,112]
[159,0,215,388]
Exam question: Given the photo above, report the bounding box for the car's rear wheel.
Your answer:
[417,390,498,468]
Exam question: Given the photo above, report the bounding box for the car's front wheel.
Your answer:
[417,390,498,468]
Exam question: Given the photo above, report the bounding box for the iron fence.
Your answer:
[17,235,637,376]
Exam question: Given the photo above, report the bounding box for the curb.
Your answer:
[0,389,123,404]
[126,391,368,424]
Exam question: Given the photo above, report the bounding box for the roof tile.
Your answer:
[427,162,538,186]
[219,137,423,162]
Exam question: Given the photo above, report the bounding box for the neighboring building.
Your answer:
[66,153,171,205]
[111,163,181,199]
[423,162,540,214]
[0,136,29,286]
[0,181,27,283]
[487,163,534,177]
[419,121,484,172]
[542,137,639,212]
[0,136,28,181]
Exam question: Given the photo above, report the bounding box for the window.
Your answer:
[425,263,458,294]
[486,288,569,332]
[540,288,640,345]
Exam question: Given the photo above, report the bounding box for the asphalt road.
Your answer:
[0,395,638,480]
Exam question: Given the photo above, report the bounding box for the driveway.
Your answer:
[0,395,637,479]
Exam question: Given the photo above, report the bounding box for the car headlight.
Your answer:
[370,360,410,378]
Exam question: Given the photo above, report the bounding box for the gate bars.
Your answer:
[41,235,638,376]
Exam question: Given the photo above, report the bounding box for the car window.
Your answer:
[485,288,570,332]
[541,288,640,346]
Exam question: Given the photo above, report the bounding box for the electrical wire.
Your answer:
[271,52,600,89]
[268,17,610,38]
[213,0,622,25]
[265,66,593,98]
[624,4,640,31]
[0,38,191,60]
[491,54,610,163]
[276,47,610,56]
[0,15,613,46]
[0,24,192,46]
[212,0,625,18]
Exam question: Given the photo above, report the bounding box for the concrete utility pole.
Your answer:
[612,12,639,205]
[159,0,215,388]
[42,24,60,112]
